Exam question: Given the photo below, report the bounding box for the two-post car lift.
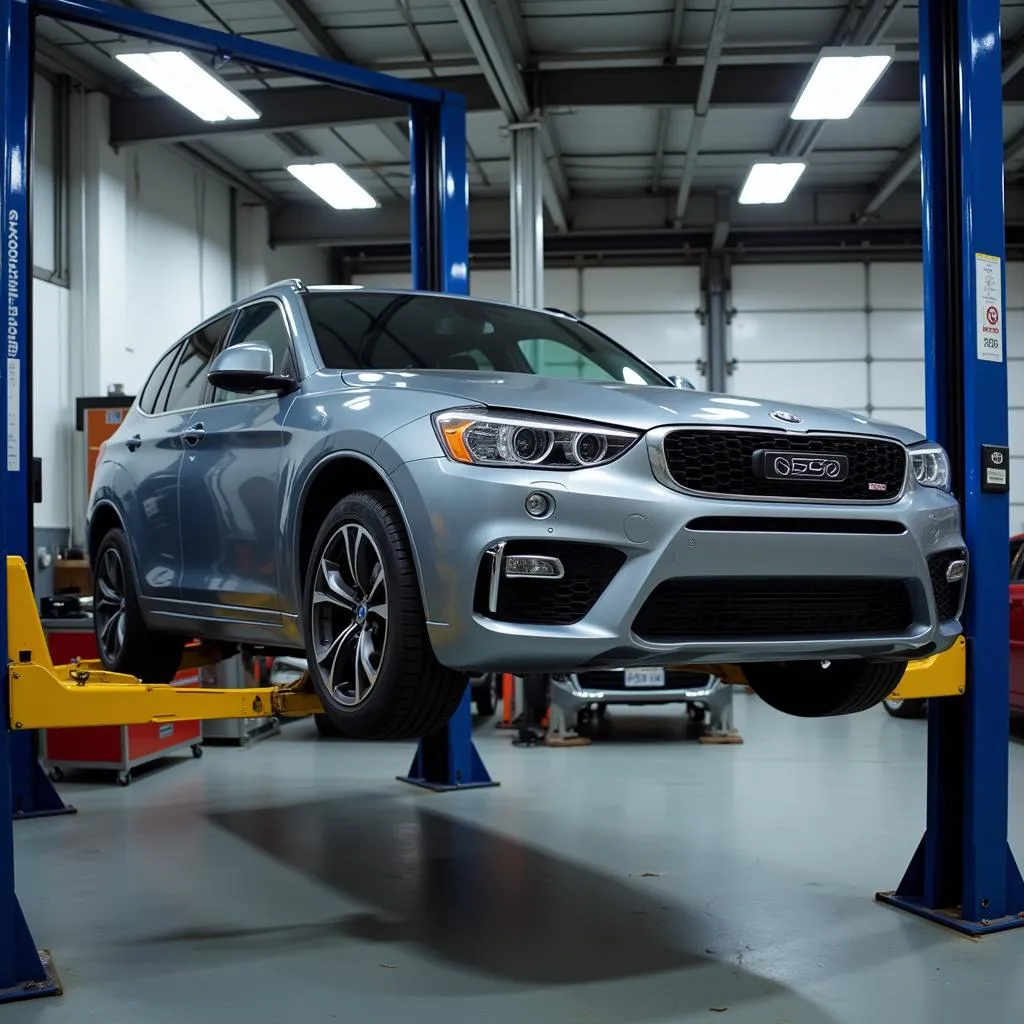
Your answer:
[1,0,1022,1007]
[0,0,495,1001]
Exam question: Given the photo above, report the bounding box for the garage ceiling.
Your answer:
[33,0,1024,258]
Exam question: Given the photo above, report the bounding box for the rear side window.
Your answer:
[137,342,183,414]
[162,313,234,413]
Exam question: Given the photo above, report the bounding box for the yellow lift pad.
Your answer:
[6,556,321,731]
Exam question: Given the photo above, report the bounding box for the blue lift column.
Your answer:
[400,96,497,792]
[877,0,1024,935]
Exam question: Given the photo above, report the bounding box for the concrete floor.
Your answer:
[9,693,1024,1024]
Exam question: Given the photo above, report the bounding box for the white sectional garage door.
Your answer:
[351,265,704,384]
[729,261,1024,531]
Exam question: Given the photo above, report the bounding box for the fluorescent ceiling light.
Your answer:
[116,51,260,123]
[286,163,378,210]
[738,162,806,205]
[791,47,894,120]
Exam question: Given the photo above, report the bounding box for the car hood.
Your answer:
[339,369,927,444]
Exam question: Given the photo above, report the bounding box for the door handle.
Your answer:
[181,423,206,446]
[125,434,142,452]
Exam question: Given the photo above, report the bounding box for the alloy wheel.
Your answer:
[311,522,389,707]
[95,546,128,662]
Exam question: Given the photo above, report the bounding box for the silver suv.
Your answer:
[87,280,966,738]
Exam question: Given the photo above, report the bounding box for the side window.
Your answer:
[137,342,183,414]
[213,301,294,403]
[163,314,234,413]
[517,337,616,381]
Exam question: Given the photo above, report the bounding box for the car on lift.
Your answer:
[87,280,968,739]
[884,533,1023,719]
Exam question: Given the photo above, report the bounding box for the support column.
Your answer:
[509,121,543,308]
[877,0,1024,935]
[705,255,728,393]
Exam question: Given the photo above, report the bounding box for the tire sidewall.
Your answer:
[302,493,409,729]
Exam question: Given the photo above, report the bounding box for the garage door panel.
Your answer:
[732,264,863,311]
[729,361,868,409]
[871,310,925,359]
[870,360,925,409]
[1009,358,1024,400]
[544,269,580,313]
[1005,262,1024,303]
[469,269,511,301]
[582,266,700,314]
[869,263,923,310]
[1013,457,1024,518]
[731,311,866,361]
[586,313,702,367]
[1009,408,1024,453]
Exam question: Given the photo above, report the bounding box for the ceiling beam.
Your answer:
[674,0,734,225]
[271,0,351,63]
[108,62,928,146]
[859,31,1024,219]
[449,0,569,231]
[651,0,687,193]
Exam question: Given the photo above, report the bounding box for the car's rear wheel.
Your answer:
[93,527,185,683]
[302,490,468,739]
[883,696,928,718]
[742,659,907,717]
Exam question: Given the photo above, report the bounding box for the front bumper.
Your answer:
[392,442,965,675]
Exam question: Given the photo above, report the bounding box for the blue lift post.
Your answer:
[876,0,1024,935]
[0,0,494,1000]
[399,94,498,792]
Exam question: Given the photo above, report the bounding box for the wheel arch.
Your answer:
[87,499,129,566]
[293,451,430,617]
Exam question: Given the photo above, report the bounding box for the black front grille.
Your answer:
[661,429,907,502]
[928,550,967,621]
[632,578,914,642]
[476,541,626,626]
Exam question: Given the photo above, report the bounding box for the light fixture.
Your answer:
[790,46,894,120]
[115,51,260,123]
[285,162,378,210]
[738,162,806,205]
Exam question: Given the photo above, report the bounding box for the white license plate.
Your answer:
[624,668,665,688]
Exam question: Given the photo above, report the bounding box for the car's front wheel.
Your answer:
[742,659,907,717]
[302,490,468,739]
[92,527,185,683]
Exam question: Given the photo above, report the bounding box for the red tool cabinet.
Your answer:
[41,619,203,786]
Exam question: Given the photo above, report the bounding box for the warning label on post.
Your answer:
[976,252,1004,363]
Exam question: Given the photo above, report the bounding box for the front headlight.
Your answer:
[433,409,640,469]
[911,443,952,491]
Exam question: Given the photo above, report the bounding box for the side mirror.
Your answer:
[207,341,296,395]
[669,375,697,390]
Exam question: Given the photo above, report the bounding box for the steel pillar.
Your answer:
[705,255,728,393]
[403,93,497,793]
[877,0,1024,935]
[509,121,544,308]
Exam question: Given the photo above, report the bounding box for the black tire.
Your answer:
[302,490,468,739]
[743,659,907,717]
[93,527,185,683]
[314,713,345,738]
[473,674,497,717]
[883,696,928,719]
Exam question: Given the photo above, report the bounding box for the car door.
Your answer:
[1010,538,1024,711]
[114,339,189,603]
[176,298,296,618]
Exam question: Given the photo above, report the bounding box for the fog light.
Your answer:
[504,555,564,579]
[525,491,553,518]
[946,559,967,583]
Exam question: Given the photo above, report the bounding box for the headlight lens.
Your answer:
[911,443,952,491]
[433,409,639,469]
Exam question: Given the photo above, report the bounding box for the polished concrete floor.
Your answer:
[9,693,1024,1023]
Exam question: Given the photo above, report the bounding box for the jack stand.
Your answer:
[544,679,592,747]
[10,732,75,820]
[698,679,743,745]
[398,688,499,792]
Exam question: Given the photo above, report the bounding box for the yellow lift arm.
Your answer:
[5,555,965,731]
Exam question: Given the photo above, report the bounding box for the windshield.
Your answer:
[302,291,668,386]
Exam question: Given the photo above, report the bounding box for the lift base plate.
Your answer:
[0,950,61,1005]
[876,892,1024,936]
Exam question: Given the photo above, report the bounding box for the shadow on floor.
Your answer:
[183,794,840,1020]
